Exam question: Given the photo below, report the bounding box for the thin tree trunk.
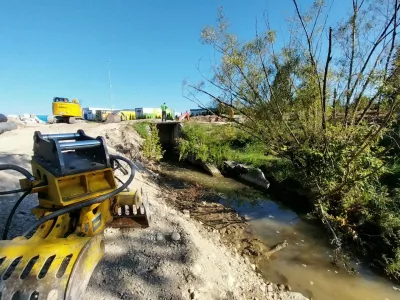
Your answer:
[322,27,333,131]
[332,88,337,122]
[344,0,358,126]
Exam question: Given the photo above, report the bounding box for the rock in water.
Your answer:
[171,231,181,241]
[243,215,251,221]
[241,168,270,189]
[203,163,223,177]
[223,161,270,189]
[186,154,223,177]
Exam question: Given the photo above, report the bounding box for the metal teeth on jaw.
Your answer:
[125,205,130,216]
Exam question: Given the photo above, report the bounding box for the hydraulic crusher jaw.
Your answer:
[0,130,151,300]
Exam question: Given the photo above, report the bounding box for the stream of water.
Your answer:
[159,162,400,300]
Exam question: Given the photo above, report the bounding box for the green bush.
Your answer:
[132,122,150,139]
[178,123,259,166]
[177,122,400,278]
[133,122,164,161]
[177,123,282,173]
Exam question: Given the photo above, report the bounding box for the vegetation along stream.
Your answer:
[159,161,400,300]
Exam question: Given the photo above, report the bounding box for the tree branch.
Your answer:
[322,27,333,131]
[292,0,323,105]
[347,2,400,109]
[344,0,359,126]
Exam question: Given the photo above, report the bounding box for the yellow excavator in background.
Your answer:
[51,97,83,124]
[0,130,150,299]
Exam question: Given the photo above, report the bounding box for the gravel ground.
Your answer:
[0,122,307,300]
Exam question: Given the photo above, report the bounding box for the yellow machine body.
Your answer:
[0,131,150,300]
[52,98,83,119]
[25,162,117,208]
[0,230,104,300]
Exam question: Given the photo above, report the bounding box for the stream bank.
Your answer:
[0,123,307,300]
[155,160,400,300]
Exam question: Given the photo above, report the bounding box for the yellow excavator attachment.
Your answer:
[0,234,104,300]
[0,130,151,299]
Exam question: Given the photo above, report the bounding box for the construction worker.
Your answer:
[161,102,167,122]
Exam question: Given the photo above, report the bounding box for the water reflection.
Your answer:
[159,162,400,300]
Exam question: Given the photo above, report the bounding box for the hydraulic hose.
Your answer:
[2,189,32,240]
[0,188,30,196]
[0,164,34,196]
[0,164,35,181]
[21,155,135,237]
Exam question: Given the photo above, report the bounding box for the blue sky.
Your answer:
[0,0,346,115]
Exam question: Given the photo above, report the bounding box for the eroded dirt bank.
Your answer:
[0,122,307,300]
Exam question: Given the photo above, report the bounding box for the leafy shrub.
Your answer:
[133,122,164,161]
[132,122,150,139]
[177,123,268,167]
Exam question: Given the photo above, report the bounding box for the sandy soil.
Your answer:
[0,122,307,300]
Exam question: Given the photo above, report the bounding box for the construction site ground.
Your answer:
[0,122,306,300]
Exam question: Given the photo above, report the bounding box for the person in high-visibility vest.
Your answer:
[161,102,167,122]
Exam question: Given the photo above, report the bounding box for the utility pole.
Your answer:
[107,60,114,112]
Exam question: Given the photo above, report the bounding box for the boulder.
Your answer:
[223,161,270,190]
[0,114,7,123]
[187,154,222,177]
[6,116,23,125]
[47,116,55,124]
[20,113,31,119]
[22,118,38,124]
[33,116,45,124]
[203,163,223,177]
[171,231,181,241]
[281,292,309,300]
[0,122,17,135]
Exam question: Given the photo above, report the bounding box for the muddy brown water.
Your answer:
[159,162,400,300]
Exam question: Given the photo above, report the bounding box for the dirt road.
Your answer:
[0,122,307,300]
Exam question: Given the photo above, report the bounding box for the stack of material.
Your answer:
[18,114,45,124]
[105,113,121,123]
[1,113,48,135]
[0,114,17,135]
[7,114,45,125]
